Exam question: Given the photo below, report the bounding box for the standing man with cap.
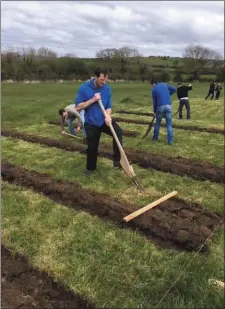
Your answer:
[151,79,177,145]
[177,82,192,119]
[75,67,123,175]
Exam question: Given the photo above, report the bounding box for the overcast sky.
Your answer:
[1,1,224,58]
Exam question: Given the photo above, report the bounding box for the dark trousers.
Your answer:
[179,99,190,119]
[215,91,220,99]
[205,90,214,100]
[84,120,123,171]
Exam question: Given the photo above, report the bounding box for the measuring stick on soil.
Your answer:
[123,191,178,222]
[208,279,225,289]
[64,132,82,140]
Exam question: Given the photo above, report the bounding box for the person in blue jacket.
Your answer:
[150,79,177,144]
[76,68,123,175]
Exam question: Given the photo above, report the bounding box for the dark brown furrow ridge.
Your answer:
[2,130,224,184]
[2,162,223,252]
[1,245,95,308]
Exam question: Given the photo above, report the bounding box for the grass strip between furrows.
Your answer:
[47,120,224,166]
[2,181,224,309]
[2,136,224,214]
[1,245,95,308]
[2,130,224,184]
[2,161,223,252]
[48,120,140,137]
[112,116,225,135]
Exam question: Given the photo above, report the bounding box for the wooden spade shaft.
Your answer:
[98,99,142,189]
[123,191,178,222]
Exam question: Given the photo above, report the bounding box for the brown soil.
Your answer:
[48,120,140,137]
[2,162,223,252]
[113,116,225,135]
[117,110,154,117]
[1,245,95,309]
[2,130,224,184]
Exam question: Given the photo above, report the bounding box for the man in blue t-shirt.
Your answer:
[151,79,177,144]
[76,68,123,175]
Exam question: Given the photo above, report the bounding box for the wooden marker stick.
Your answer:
[123,191,178,222]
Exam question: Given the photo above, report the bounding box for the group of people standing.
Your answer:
[205,81,222,100]
[58,68,222,174]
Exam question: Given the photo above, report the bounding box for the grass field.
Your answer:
[2,82,224,308]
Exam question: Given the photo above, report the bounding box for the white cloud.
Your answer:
[1,0,224,57]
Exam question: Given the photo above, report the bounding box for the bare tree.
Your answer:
[183,44,222,78]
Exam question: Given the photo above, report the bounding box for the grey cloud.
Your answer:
[1,1,224,57]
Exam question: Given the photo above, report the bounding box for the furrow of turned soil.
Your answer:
[2,130,224,184]
[1,162,223,252]
[113,116,225,135]
[117,109,154,117]
[1,245,95,309]
[48,120,140,137]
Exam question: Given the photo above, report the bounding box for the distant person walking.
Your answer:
[150,79,177,145]
[177,82,192,119]
[205,81,216,100]
[215,82,222,100]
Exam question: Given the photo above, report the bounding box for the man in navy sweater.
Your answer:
[151,79,177,144]
[76,68,123,175]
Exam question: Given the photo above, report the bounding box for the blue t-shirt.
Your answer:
[75,78,112,127]
[152,83,177,113]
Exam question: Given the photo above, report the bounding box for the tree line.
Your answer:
[1,45,224,82]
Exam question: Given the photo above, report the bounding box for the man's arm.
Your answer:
[75,85,98,112]
[105,87,112,123]
[167,84,177,95]
[152,89,157,114]
[60,116,65,132]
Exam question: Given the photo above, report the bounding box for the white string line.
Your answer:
[154,218,224,309]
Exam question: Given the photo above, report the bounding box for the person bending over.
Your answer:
[58,104,86,138]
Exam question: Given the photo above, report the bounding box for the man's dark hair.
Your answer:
[94,67,108,78]
[58,108,65,116]
[150,79,157,85]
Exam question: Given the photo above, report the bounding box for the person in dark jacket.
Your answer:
[215,82,222,100]
[177,83,192,119]
[205,81,216,100]
[151,79,177,144]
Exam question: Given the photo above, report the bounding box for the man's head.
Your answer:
[58,108,68,117]
[150,79,157,87]
[177,82,182,87]
[94,67,108,87]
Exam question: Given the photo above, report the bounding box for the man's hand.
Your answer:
[105,114,112,126]
[61,130,66,135]
[92,93,101,103]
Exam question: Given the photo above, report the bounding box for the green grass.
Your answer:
[1,82,224,308]
[2,137,224,213]
[2,181,224,308]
